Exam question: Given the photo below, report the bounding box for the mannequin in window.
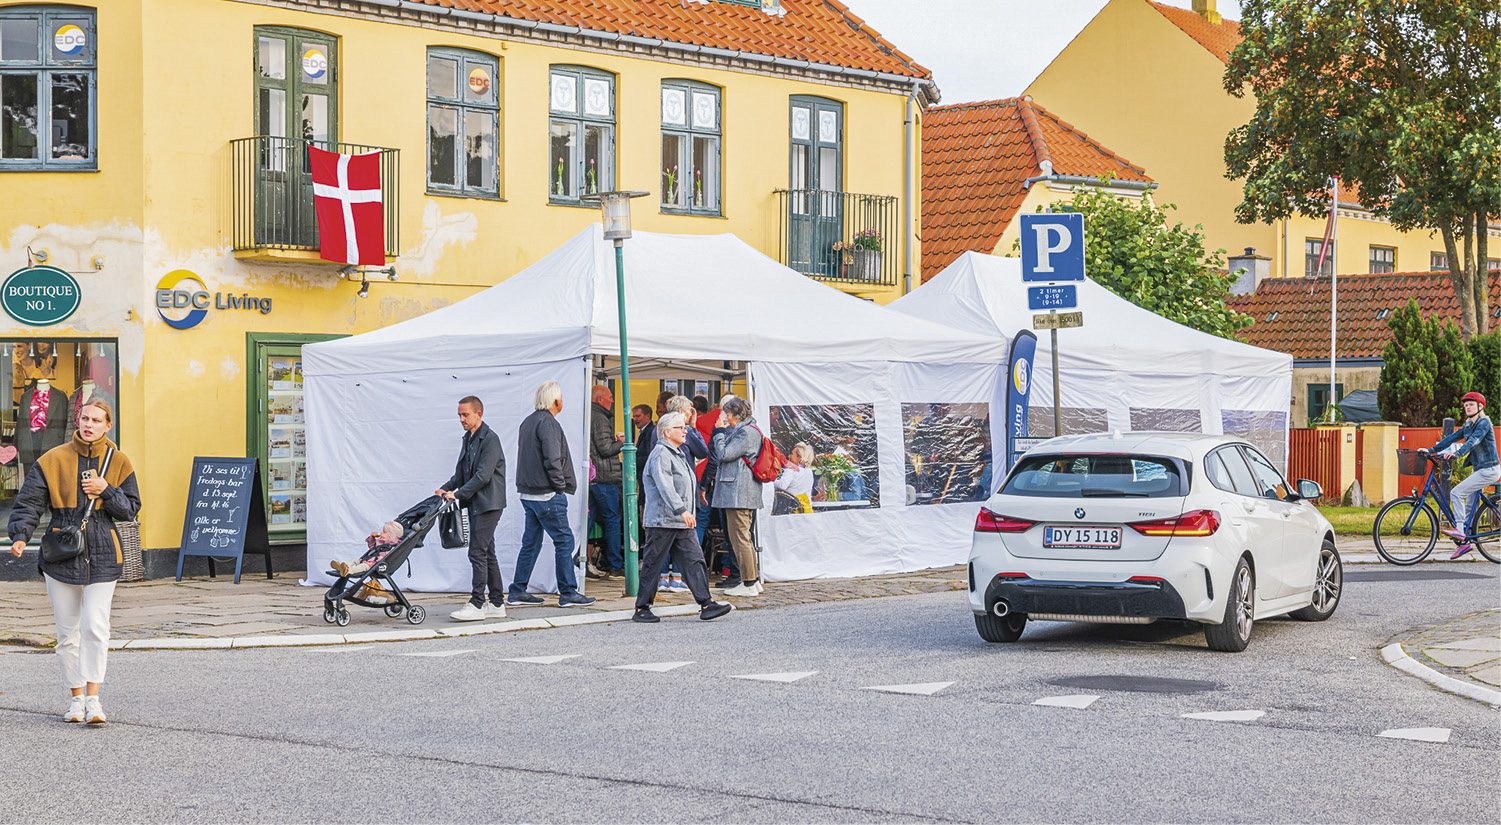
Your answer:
[17,378,69,477]
[65,379,117,442]
[13,342,58,403]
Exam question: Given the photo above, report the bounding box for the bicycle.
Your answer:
[1372,449,1501,565]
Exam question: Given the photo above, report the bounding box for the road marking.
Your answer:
[1181,710,1266,722]
[609,661,695,673]
[1032,694,1099,709]
[501,654,582,665]
[862,682,954,696]
[1378,727,1451,743]
[309,645,378,653]
[399,649,477,658]
[729,671,818,683]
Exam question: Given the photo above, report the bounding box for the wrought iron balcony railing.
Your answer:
[230,136,400,257]
[774,189,900,287]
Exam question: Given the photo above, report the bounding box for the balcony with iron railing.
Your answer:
[230,136,400,262]
[774,189,900,287]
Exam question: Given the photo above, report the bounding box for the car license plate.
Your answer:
[1043,526,1122,549]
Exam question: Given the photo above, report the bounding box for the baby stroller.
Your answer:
[322,496,455,627]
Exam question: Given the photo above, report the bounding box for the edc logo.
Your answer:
[1012,358,1030,396]
[54,25,85,55]
[155,270,273,330]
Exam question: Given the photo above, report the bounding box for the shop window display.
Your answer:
[0,339,118,531]
[767,403,879,513]
[901,402,993,506]
[265,355,306,528]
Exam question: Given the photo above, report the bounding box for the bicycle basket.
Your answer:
[1396,449,1427,475]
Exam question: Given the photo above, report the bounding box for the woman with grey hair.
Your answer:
[711,396,764,596]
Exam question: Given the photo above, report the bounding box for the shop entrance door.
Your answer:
[248,334,341,543]
[253,27,338,249]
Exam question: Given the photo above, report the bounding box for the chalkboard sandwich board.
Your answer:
[175,457,272,584]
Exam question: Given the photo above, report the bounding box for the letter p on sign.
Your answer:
[1021,213,1085,282]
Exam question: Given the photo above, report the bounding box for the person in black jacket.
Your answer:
[8,400,140,725]
[508,380,596,608]
[436,395,507,622]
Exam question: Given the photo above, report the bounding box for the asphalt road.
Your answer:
[2,563,1497,824]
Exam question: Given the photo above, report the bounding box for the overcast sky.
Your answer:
[842,0,1244,104]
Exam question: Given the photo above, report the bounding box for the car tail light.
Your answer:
[975,508,1037,534]
[1128,576,1165,583]
[1128,509,1221,537]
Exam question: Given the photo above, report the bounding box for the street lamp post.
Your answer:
[591,190,650,597]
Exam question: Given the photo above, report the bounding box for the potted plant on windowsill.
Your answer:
[852,229,883,281]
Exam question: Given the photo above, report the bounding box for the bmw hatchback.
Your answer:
[968,433,1342,651]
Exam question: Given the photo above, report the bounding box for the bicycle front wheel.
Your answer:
[1373,497,1438,565]
[1473,497,1501,564]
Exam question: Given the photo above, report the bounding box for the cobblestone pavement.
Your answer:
[1392,608,1501,691]
[0,567,967,646]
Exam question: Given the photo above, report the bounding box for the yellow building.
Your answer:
[0,0,935,574]
[1023,0,1500,281]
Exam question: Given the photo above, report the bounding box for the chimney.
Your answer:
[1193,0,1222,25]
[1228,247,1270,296]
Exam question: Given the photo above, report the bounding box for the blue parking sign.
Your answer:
[1020,213,1085,282]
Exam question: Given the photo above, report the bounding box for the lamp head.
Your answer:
[587,190,651,241]
[357,278,369,298]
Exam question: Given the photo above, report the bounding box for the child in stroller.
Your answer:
[323,496,453,627]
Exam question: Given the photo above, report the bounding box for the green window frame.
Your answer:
[0,4,97,170]
[427,47,500,199]
[1307,382,1344,424]
[548,65,614,205]
[246,333,342,543]
[660,80,721,215]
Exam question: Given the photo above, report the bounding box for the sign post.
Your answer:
[175,457,272,584]
[1020,213,1086,437]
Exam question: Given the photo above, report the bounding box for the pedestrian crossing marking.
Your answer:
[502,654,582,665]
[1378,727,1451,743]
[729,671,818,683]
[1181,710,1266,722]
[609,661,695,672]
[862,682,954,696]
[1033,695,1099,709]
[399,649,478,658]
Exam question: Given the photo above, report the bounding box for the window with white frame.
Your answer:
[660,81,721,214]
[548,66,614,203]
[427,48,500,198]
[1431,252,1448,271]
[1304,239,1333,276]
[0,6,96,169]
[1369,245,1395,274]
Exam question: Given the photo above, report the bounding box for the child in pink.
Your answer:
[331,521,404,577]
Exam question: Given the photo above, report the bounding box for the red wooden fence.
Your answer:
[1287,428,1342,497]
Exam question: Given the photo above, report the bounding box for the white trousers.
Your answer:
[1450,465,1501,533]
[44,574,116,689]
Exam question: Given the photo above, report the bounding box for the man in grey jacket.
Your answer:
[508,381,596,608]
[436,396,507,621]
[633,412,732,624]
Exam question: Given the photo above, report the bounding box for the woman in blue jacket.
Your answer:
[1431,392,1499,559]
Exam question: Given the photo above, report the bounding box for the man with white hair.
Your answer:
[633,410,732,623]
[508,380,595,608]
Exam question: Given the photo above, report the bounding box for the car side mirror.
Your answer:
[1295,479,1323,501]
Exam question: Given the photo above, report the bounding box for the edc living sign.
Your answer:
[1,265,82,326]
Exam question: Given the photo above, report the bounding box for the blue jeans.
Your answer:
[510,495,580,597]
[589,483,623,571]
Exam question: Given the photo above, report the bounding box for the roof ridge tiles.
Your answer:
[1015,96,1052,174]
[1025,98,1150,179]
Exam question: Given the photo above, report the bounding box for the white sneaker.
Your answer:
[483,602,507,619]
[449,602,487,621]
[723,582,757,597]
[83,696,106,725]
[751,580,764,596]
[63,695,85,723]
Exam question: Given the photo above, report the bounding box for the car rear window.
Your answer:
[1002,454,1184,498]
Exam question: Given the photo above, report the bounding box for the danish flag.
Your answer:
[308,146,385,266]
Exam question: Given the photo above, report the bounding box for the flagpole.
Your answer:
[1329,176,1338,423]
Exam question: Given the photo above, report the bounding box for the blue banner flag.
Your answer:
[1005,330,1038,471]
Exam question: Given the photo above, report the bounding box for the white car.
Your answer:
[968,433,1342,652]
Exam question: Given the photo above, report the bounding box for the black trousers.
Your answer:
[636,526,713,610]
[467,508,504,606]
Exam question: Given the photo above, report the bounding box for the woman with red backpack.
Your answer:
[711,396,765,596]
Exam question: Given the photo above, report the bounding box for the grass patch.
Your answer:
[1318,505,1381,537]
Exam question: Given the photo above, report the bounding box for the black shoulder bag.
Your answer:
[41,447,114,565]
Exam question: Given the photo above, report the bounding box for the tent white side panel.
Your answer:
[306,358,592,594]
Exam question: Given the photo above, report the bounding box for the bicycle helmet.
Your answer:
[1461,391,1486,408]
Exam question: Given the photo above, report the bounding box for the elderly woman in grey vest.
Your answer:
[711,396,764,597]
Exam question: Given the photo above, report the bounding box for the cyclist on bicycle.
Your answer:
[1428,391,1499,558]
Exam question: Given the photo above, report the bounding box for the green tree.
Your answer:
[1224,0,1500,338]
[1379,300,1440,425]
[1433,320,1477,419]
[1028,186,1252,339]
[1467,331,1499,410]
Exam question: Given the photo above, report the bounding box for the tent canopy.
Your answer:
[305,228,1008,379]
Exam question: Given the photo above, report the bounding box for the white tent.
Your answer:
[302,227,1012,590]
[892,252,1292,468]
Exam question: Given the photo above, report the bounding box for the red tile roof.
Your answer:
[1147,1,1241,64]
[1227,270,1501,359]
[405,0,931,80]
[920,97,1153,279]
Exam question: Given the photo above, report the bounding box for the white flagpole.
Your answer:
[1328,176,1338,422]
